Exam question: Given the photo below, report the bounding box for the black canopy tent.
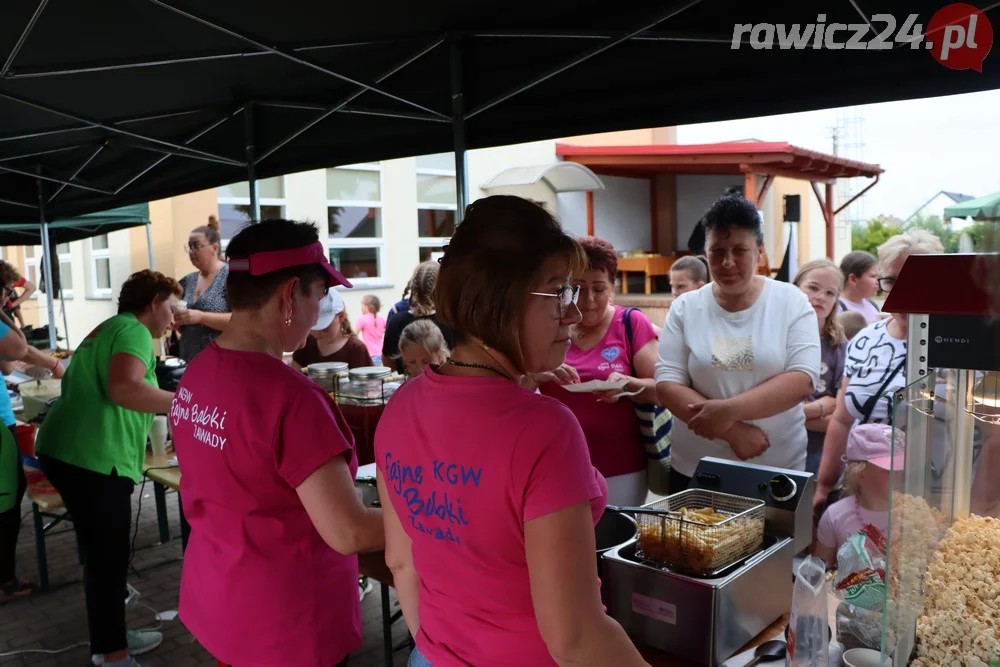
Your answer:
[2,1,999,348]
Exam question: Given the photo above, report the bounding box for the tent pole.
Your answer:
[145,220,155,269]
[449,39,469,214]
[245,103,261,223]
[58,283,70,350]
[35,173,58,350]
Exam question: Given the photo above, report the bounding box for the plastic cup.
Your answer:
[843,648,892,667]
[150,415,169,457]
[174,300,188,312]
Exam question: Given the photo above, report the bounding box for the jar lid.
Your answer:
[308,361,349,374]
[349,366,392,380]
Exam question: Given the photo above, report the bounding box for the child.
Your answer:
[669,255,709,297]
[838,310,867,342]
[839,250,881,324]
[813,423,902,568]
[355,294,386,366]
[793,259,847,476]
[398,319,449,378]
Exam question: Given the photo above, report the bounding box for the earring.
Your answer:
[284,312,293,327]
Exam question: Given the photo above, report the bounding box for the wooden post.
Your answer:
[825,182,834,259]
[586,191,595,236]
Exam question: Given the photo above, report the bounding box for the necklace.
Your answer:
[446,359,513,380]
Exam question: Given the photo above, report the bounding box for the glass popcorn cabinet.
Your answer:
[879,254,1000,666]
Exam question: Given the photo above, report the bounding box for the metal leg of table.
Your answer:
[381,583,393,667]
[153,482,170,544]
[178,493,190,552]
[31,504,49,592]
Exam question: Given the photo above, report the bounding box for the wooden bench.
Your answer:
[26,477,80,592]
[143,454,189,551]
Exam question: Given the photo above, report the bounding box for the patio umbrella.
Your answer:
[944,192,1000,221]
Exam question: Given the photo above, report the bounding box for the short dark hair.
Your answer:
[840,250,877,280]
[436,195,586,373]
[703,195,764,247]
[225,219,328,311]
[117,270,182,315]
[577,236,618,279]
[0,260,21,287]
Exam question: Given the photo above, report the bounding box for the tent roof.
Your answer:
[943,191,1000,220]
[0,202,150,245]
[1,0,998,227]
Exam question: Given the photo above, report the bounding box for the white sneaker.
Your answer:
[358,576,374,601]
[91,630,163,664]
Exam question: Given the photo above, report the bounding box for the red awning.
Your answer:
[556,141,883,181]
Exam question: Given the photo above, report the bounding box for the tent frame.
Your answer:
[2,0,893,351]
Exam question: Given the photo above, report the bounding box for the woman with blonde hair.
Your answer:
[813,229,945,515]
[398,319,449,378]
[381,260,454,373]
[174,215,232,361]
[793,259,848,475]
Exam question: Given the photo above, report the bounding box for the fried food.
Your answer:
[637,507,764,575]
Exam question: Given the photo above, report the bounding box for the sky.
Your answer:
[675,88,1000,222]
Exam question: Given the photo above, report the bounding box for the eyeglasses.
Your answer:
[184,242,207,253]
[878,276,896,293]
[530,284,580,316]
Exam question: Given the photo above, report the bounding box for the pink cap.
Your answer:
[228,241,353,288]
[845,423,905,471]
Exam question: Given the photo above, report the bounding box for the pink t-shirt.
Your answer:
[171,342,361,667]
[816,496,889,549]
[839,297,881,325]
[539,306,657,478]
[376,369,608,667]
[356,312,387,358]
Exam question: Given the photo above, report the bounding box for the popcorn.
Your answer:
[909,515,1000,665]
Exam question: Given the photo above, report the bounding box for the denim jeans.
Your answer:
[408,645,433,667]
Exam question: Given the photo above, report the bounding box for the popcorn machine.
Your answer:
[880,253,1000,666]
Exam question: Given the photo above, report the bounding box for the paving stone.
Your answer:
[0,488,411,666]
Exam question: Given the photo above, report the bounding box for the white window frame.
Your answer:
[22,246,40,299]
[89,235,112,298]
[416,158,457,258]
[217,177,287,249]
[56,243,73,299]
[326,163,386,286]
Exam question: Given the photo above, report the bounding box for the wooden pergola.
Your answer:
[557,141,884,259]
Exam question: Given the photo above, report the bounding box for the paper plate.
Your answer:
[561,378,629,393]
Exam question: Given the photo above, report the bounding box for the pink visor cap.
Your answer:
[228,241,352,289]
[846,423,905,471]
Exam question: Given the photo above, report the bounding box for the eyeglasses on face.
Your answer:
[530,284,580,316]
[184,242,209,253]
[878,276,896,292]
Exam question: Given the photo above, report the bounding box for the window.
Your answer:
[416,153,457,262]
[90,235,111,296]
[326,164,384,282]
[56,243,73,298]
[217,177,286,246]
[22,246,39,297]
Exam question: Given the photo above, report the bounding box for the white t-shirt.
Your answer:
[843,319,907,425]
[655,280,821,476]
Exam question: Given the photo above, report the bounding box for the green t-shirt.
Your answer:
[0,426,17,514]
[36,312,157,483]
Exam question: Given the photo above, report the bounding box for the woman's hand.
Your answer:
[812,484,833,522]
[724,422,770,461]
[593,371,631,403]
[687,399,738,439]
[173,309,203,327]
[531,364,580,386]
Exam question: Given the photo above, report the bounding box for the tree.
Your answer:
[852,215,901,256]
